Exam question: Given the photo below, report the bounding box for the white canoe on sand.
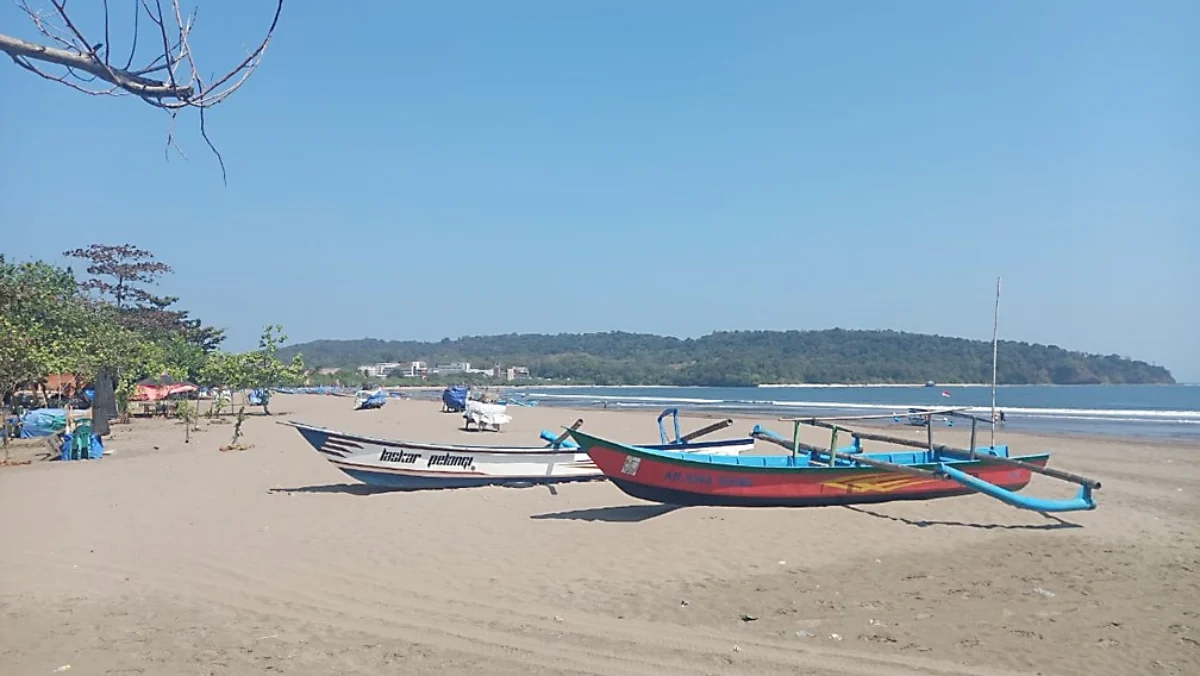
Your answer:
[283,412,755,490]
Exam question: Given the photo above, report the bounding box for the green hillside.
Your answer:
[277,330,1175,387]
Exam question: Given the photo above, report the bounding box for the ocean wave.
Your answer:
[521,391,1200,423]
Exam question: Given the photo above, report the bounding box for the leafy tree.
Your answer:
[0,257,99,399]
[63,244,174,310]
[64,243,224,355]
[198,325,304,415]
[237,325,305,414]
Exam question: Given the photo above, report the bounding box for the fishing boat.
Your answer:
[282,408,756,490]
[565,408,1099,512]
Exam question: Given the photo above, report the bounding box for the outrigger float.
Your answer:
[566,407,1099,512]
[283,408,755,490]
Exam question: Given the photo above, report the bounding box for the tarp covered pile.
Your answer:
[442,385,469,412]
[464,399,512,430]
[19,408,68,438]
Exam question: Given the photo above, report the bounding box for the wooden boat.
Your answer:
[565,408,1099,512]
[282,409,755,490]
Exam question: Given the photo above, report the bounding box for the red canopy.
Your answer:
[130,378,198,401]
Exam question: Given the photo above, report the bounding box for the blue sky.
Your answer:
[2,1,1196,380]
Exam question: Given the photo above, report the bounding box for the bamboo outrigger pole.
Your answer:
[752,428,936,480]
[681,418,734,442]
[551,419,584,446]
[793,418,1101,490]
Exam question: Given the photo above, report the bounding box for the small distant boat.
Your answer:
[924,380,936,387]
[354,389,387,411]
[282,408,755,490]
[905,407,931,426]
[566,409,1099,512]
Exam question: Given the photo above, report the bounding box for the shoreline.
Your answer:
[332,382,1189,392]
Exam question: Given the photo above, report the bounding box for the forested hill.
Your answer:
[277,330,1175,386]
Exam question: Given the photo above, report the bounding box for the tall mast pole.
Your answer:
[990,276,1002,449]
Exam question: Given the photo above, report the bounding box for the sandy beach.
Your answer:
[2,393,1198,676]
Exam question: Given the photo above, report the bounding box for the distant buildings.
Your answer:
[504,366,530,381]
[355,360,530,380]
[433,362,492,376]
[358,361,428,379]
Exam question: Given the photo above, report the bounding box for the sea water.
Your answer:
[513,384,1200,441]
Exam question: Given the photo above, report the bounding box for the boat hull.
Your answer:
[286,422,757,491]
[570,430,1048,508]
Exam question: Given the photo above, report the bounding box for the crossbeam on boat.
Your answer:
[752,428,930,477]
[795,419,1102,491]
[751,427,1098,513]
[778,406,970,423]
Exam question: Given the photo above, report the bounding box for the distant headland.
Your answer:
[278,329,1175,387]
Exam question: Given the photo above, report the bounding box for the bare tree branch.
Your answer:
[1,32,194,98]
[123,0,140,71]
[1,1,284,182]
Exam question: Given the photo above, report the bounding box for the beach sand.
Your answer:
[2,394,1198,675]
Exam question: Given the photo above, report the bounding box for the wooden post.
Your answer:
[791,419,801,460]
[969,417,977,460]
[754,428,827,457]
[926,412,934,453]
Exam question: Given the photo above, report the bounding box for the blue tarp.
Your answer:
[442,385,469,412]
[356,392,387,410]
[19,408,68,438]
[60,432,104,461]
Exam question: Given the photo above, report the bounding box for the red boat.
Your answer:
[565,410,1098,512]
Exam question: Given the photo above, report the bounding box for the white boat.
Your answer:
[283,411,756,490]
[463,398,511,430]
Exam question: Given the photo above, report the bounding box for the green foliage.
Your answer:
[198,325,305,390]
[0,257,114,393]
[278,330,1175,386]
[241,324,306,389]
[65,243,225,357]
[0,249,288,417]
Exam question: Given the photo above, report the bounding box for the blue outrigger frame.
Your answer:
[755,407,1098,513]
[539,408,740,452]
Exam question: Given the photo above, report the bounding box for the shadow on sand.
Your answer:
[843,505,1082,530]
[269,483,396,496]
[530,504,682,523]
